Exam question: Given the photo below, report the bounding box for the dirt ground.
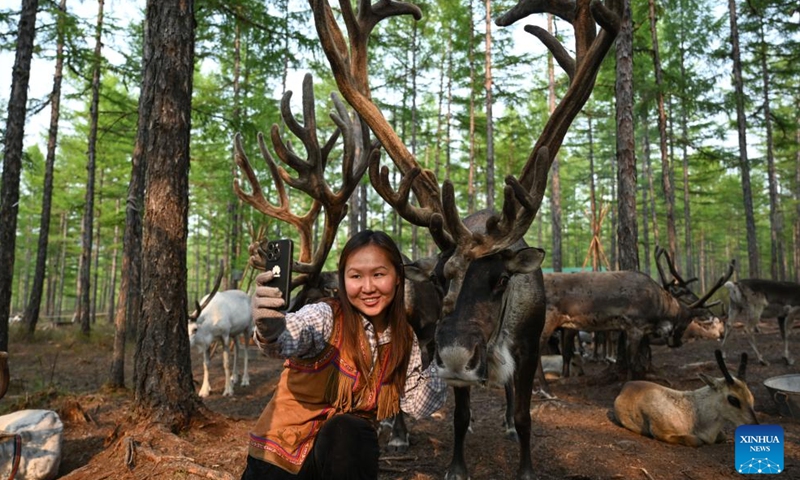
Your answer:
[1,318,798,480]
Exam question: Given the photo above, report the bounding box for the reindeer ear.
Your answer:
[506,247,545,274]
[698,373,719,389]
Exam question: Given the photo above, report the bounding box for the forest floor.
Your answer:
[1,318,798,480]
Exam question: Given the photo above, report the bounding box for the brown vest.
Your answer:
[247,300,401,473]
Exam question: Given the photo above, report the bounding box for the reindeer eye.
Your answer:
[495,274,510,291]
[727,395,741,409]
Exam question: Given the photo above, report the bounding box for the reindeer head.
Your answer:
[188,265,224,346]
[666,260,735,348]
[698,350,758,427]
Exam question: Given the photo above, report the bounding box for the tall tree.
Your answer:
[648,0,678,264]
[23,0,67,335]
[484,0,495,211]
[728,0,759,277]
[616,0,638,272]
[795,101,800,283]
[0,0,39,352]
[467,0,477,213]
[77,0,105,334]
[749,2,783,279]
[547,13,563,273]
[133,0,199,427]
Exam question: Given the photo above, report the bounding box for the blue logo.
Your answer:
[735,425,784,474]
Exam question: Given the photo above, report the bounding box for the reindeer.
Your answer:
[721,278,800,366]
[541,265,733,382]
[302,1,624,479]
[237,0,622,477]
[546,247,729,383]
[187,268,253,397]
[613,350,757,446]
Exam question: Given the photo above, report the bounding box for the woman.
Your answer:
[242,230,447,480]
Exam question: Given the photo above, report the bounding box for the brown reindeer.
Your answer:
[303,1,623,479]
[541,264,733,382]
[614,350,757,446]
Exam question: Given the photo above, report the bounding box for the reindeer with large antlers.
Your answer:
[303,0,622,478]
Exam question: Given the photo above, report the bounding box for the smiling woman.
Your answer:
[244,229,447,480]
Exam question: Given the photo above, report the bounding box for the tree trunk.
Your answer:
[587,114,599,272]
[648,0,678,264]
[467,0,476,214]
[91,171,104,323]
[677,22,693,279]
[640,134,651,277]
[56,212,68,319]
[107,198,120,324]
[78,0,105,335]
[754,6,783,280]
[728,0,759,278]
[411,21,419,258]
[547,13,563,273]
[110,0,150,388]
[484,0,495,212]
[133,0,199,428]
[445,37,453,184]
[0,0,39,352]
[795,99,800,283]
[228,14,242,290]
[615,0,638,272]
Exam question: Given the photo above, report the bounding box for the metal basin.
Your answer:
[763,374,800,419]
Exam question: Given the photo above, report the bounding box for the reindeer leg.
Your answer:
[222,335,234,396]
[533,352,554,399]
[781,309,797,366]
[743,325,769,366]
[241,333,251,386]
[719,315,734,354]
[230,337,240,385]
[386,411,410,453]
[503,381,517,441]
[199,349,212,397]
[514,338,538,480]
[445,386,470,480]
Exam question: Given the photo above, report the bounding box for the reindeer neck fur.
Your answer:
[683,385,725,434]
[485,272,535,387]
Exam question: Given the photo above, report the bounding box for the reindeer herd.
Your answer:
[179,1,799,479]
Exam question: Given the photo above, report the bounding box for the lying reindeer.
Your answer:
[722,278,800,365]
[187,269,253,397]
[613,350,757,446]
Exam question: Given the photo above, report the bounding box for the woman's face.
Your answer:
[343,244,399,327]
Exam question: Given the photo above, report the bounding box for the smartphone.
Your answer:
[261,239,294,310]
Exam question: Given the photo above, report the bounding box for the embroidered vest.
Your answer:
[247,300,401,473]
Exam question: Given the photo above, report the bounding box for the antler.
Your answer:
[655,245,698,298]
[715,349,747,383]
[312,0,621,261]
[687,259,735,310]
[234,73,369,289]
[189,262,224,321]
[715,349,734,384]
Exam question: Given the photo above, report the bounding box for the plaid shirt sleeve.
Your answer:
[252,302,333,359]
[399,333,448,419]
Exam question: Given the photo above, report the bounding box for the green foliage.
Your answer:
[7,0,800,318]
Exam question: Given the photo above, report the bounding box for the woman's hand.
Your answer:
[252,271,287,342]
